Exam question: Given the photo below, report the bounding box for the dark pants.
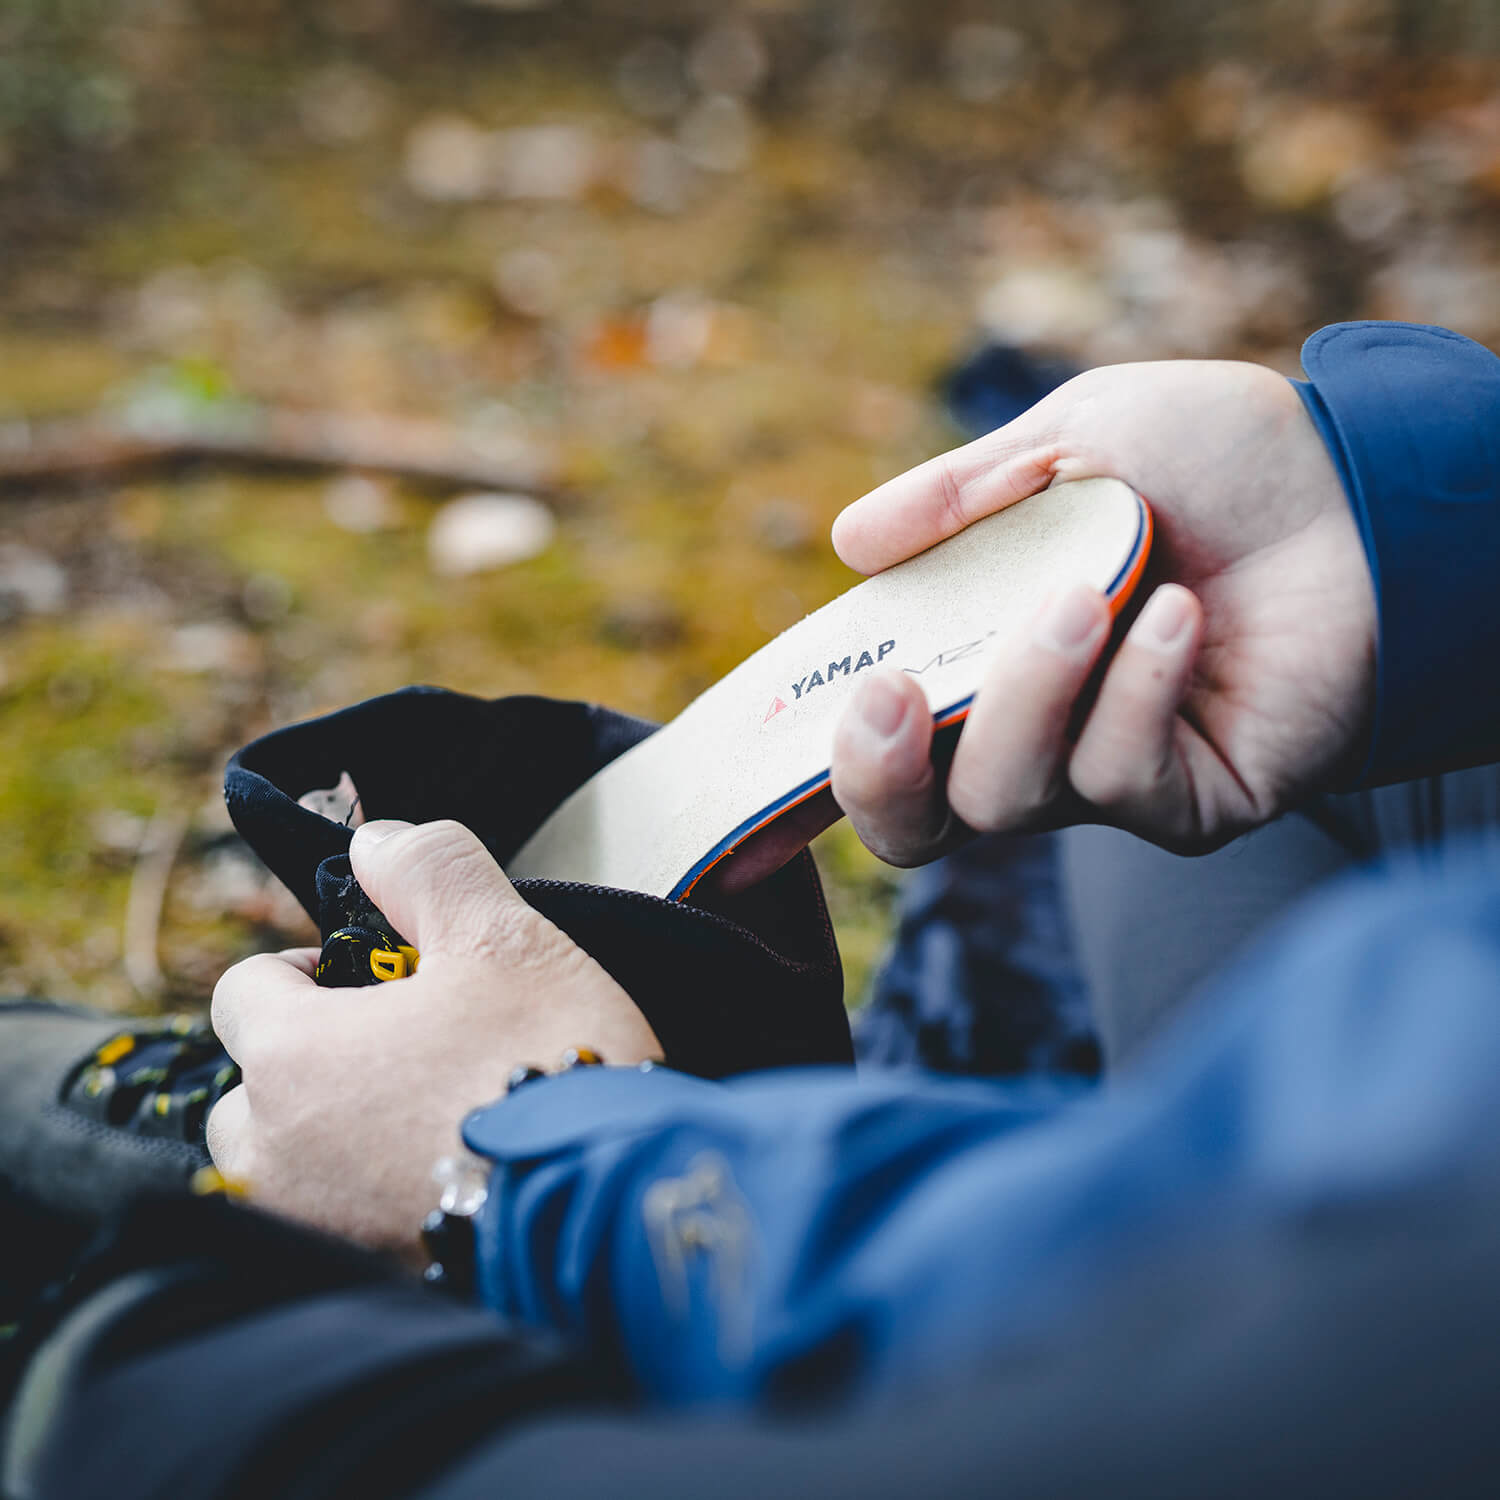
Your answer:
[1063,764,1500,1064]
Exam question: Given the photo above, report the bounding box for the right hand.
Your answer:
[824,358,1377,862]
[208,818,662,1260]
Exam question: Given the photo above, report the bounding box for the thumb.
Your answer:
[830,413,1071,576]
[349,818,525,958]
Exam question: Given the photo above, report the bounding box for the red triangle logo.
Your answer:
[763,696,788,723]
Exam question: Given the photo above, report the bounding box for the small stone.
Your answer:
[427,493,556,577]
[404,114,493,203]
[92,809,149,858]
[493,246,562,319]
[492,125,598,201]
[0,544,67,620]
[978,266,1114,346]
[162,622,263,676]
[645,292,714,369]
[323,473,402,533]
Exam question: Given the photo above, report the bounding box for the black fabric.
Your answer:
[0,1175,93,1329]
[3,1195,614,1500]
[225,687,850,1078]
[855,831,1098,1078]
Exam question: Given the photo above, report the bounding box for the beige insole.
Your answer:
[509,477,1151,899]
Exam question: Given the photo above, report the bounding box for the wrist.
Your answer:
[419,1047,608,1298]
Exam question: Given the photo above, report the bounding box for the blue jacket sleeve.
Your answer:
[1293,322,1500,784]
[464,844,1500,1408]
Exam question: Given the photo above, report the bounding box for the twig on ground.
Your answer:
[0,409,559,496]
[124,806,190,1003]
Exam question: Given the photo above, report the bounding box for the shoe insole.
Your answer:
[509,477,1152,899]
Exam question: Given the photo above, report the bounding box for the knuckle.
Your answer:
[209,954,288,1062]
[933,452,971,537]
[945,777,1009,835]
[946,757,1051,835]
[832,720,932,809]
[1069,748,1141,809]
[463,907,541,965]
[423,816,473,845]
[945,786,1009,835]
[209,977,233,1036]
[210,957,257,1044]
[205,1087,247,1169]
[847,813,925,868]
[933,443,1010,534]
[398,817,473,866]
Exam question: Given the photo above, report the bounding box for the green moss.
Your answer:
[0,25,993,1015]
[0,336,136,415]
[0,623,186,1005]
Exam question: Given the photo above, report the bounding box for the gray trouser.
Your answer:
[1060,766,1500,1068]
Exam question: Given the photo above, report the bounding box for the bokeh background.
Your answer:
[3,0,1500,1015]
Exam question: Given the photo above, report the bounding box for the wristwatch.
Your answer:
[418,1048,607,1297]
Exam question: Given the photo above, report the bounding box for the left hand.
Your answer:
[207,818,663,1262]
[708,357,1374,891]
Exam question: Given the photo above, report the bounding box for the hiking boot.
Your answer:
[0,999,237,1231]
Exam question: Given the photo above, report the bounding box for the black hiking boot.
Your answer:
[0,1000,238,1318]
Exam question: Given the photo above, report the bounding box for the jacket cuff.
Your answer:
[1293,321,1500,784]
[460,1064,732,1381]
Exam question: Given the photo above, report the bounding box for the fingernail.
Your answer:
[1138,586,1193,651]
[353,818,411,847]
[1037,584,1105,656]
[857,672,909,739]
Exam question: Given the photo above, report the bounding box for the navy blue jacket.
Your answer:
[461,323,1500,1407]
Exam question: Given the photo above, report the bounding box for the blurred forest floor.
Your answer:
[2,0,1499,1015]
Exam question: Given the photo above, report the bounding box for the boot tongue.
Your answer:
[311,854,414,989]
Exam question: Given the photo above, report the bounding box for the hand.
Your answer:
[207,819,662,1261]
[824,359,1376,861]
[705,358,1376,892]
